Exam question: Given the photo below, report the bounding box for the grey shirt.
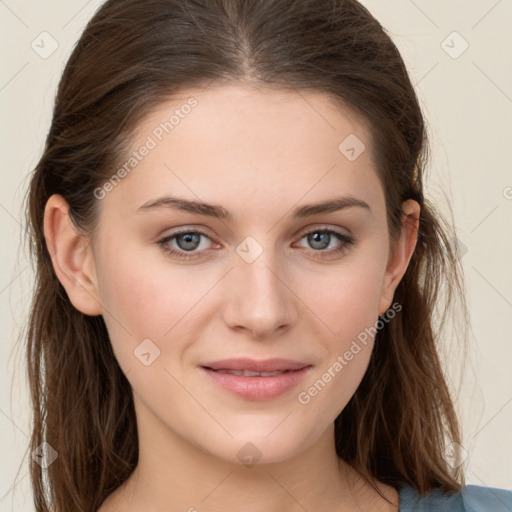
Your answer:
[398,483,512,511]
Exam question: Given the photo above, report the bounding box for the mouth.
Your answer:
[205,368,294,377]
[200,357,310,373]
[199,362,313,400]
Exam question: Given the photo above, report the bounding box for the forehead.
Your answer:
[102,83,384,222]
[132,83,372,159]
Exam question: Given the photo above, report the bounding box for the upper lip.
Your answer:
[201,358,311,372]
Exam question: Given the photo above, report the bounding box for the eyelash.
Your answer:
[156,227,355,260]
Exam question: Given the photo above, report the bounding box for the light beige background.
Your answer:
[1,1,511,510]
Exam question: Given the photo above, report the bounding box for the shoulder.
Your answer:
[399,483,512,512]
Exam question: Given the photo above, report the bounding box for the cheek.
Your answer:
[294,252,386,408]
[304,254,386,343]
[94,241,217,365]
[294,269,382,425]
[296,344,373,439]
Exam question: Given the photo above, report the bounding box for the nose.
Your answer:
[222,246,297,339]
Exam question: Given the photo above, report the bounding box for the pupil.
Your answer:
[178,233,200,251]
[310,232,329,249]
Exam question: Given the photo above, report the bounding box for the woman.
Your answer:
[24,0,512,511]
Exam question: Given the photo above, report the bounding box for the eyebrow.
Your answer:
[137,194,372,220]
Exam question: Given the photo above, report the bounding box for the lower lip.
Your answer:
[200,366,313,400]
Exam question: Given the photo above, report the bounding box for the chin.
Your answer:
[200,428,311,467]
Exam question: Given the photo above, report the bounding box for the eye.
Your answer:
[295,228,355,259]
[157,229,215,260]
[157,227,356,260]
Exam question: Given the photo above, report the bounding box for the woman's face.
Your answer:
[57,84,418,465]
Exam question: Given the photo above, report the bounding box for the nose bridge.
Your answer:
[223,235,295,337]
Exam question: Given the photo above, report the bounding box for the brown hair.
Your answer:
[23,0,469,510]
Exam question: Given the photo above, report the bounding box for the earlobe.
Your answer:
[43,194,102,316]
[378,199,420,316]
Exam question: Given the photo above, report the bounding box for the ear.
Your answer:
[43,194,102,316]
[378,199,420,316]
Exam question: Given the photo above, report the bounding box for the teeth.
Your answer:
[215,369,288,377]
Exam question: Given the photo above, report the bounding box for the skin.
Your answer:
[44,83,420,512]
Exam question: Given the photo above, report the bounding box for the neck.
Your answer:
[104,398,399,512]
